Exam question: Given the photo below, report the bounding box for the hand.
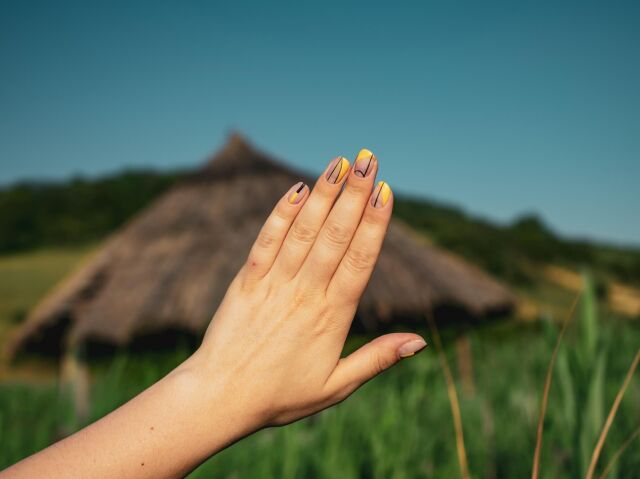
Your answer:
[2,149,427,479]
[192,149,427,427]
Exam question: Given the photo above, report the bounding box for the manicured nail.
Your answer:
[353,148,376,178]
[397,339,427,358]
[288,182,308,204]
[325,156,350,184]
[371,181,391,208]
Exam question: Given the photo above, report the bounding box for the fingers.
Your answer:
[327,181,393,303]
[243,182,310,281]
[324,334,427,400]
[270,157,350,279]
[298,149,378,286]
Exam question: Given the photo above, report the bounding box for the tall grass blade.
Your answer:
[426,311,470,479]
[580,273,598,361]
[596,425,640,479]
[585,349,640,479]
[531,291,581,479]
[581,350,607,476]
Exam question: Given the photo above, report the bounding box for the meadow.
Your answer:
[1,177,639,478]
[0,249,639,478]
[0,247,92,347]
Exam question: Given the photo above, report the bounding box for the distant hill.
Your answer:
[1,169,639,286]
[0,171,183,252]
[394,198,640,287]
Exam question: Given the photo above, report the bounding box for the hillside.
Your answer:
[1,169,639,289]
[394,198,640,287]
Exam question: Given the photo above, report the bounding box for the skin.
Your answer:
[2,150,426,479]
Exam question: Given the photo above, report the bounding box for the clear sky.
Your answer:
[1,1,639,245]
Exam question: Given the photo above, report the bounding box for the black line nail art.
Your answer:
[355,155,374,178]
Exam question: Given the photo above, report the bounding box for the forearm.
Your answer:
[3,350,258,479]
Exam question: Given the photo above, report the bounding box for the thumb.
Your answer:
[325,333,427,400]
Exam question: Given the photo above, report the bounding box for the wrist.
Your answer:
[172,348,266,448]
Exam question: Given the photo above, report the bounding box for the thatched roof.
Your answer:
[7,134,515,358]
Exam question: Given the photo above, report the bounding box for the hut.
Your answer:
[7,134,516,359]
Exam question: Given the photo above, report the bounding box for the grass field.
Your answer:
[1,320,639,478]
[0,247,93,346]
[1,249,639,478]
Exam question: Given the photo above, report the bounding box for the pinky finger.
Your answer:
[243,182,309,281]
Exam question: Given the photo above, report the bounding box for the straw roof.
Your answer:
[7,135,515,358]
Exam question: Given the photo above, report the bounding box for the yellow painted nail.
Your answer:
[354,148,376,178]
[325,157,350,184]
[288,182,307,204]
[371,181,391,208]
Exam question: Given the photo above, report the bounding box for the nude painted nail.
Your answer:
[371,181,391,208]
[353,148,376,178]
[397,339,427,358]
[325,157,350,184]
[288,182,308,204]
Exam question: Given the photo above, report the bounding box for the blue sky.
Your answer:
[1,1,639,245]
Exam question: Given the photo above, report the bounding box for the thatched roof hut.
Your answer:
[7,135,515,358]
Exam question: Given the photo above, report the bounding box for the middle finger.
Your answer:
[297,148,377,287]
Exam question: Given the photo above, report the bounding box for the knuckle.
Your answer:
[372,353,391,375]
[346,181,371,196]
[243,257,263,280]
[328,277,360,305]
[323,221,351,248]
[314,178,337,198]
[291,286,319,309]
[316,308,344,333]
[361,210,382,226]
[290,221,316,245]
[343,247,376,274]
[256,230,277,250]
[236,269,261,294]
[273,202,292,222]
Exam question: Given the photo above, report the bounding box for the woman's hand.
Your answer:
[193,149,426,426]
[2,149,426,479]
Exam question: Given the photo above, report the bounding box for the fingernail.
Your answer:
[353,148,376,178]
[397,339,427,358]
[288,182,308,204]
[325,156,350,184]
[371,181,391,208]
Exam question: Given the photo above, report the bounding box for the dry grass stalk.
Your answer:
[455,333,476,397]
[531,291,581,479]
[596,425,640,479]
[585,349,640,479]
[426,312,470,479]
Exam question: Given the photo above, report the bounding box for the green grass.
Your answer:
[1,317,638,478]
[0,247,93,343]
[0,218,638,476]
